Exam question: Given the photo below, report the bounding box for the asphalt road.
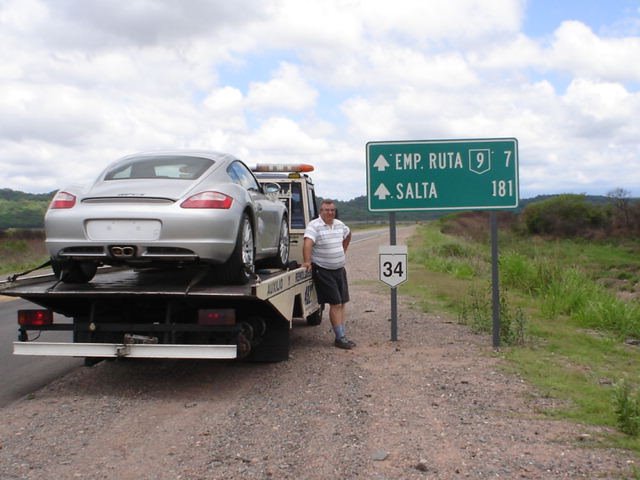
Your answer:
[0,227,391,408]
[0,298,82,407]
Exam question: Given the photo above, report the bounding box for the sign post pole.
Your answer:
[491,212,500,349]
[379,242,408,342]
[389,212,397,341]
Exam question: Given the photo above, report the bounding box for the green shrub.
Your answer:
[614,380,640,436]
[522,194,610,237]
[500,251,538,293]
[458,285,526,346]
[576,296,640,338]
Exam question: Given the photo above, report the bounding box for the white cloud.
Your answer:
[0,0,639,201]
[246,117,328,154]
[359,0,524,43]
[247,63,318,112]
[563,78,634,123]
[549,21,640,82]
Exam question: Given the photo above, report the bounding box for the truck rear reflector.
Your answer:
[18,309,54,327]
[198,309,236,326]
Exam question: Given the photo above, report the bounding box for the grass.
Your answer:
[402,219,640,454]
[0,236,49,276]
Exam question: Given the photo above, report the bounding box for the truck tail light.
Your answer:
[18,309,54,327]
[198,309,236,326]
[50,191,76,209]
[181,191,233,209]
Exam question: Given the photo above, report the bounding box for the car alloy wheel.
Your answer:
[241,215,255,272]
[277,217,289,266]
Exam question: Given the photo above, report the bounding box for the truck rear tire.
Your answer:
[247,320,289,362]
[306,304,324,326]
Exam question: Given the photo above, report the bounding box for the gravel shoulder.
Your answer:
[0,226,636,479]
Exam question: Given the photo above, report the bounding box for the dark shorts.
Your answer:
[312,265,350,305]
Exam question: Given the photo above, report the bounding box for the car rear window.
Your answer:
[104,156,214,181]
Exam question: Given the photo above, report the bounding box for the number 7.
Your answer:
[504,150,512,167]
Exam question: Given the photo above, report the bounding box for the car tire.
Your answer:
[218,213,255,285]
[52,257,98,284]
[263,216,289,270]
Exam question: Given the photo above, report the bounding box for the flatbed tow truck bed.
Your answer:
[1,266,321,363]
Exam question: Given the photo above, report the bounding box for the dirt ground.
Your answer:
[0,226,637,479]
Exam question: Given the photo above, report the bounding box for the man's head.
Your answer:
[319,199,337,224]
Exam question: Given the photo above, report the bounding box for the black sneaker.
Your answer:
[346,338,356,347]
[334,337,353,350]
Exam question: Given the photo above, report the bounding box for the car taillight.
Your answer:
[18,309,54,327]
[50,191,76,209]
[181,191,233,209]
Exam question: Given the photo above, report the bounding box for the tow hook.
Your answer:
[115,345,129,357]
[117,334,159,357]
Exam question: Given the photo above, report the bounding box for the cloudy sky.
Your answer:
[1,0,639,201]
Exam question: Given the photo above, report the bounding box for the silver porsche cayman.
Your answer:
[45,151,289,284]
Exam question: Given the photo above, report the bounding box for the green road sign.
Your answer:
[366,138,519,212]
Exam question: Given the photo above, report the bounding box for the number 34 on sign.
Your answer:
[378,245,408,288]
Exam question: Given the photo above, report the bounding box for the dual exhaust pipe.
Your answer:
[110,245,136,258]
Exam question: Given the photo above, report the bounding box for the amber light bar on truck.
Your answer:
[252,164,314,173]
[18,309,54,327]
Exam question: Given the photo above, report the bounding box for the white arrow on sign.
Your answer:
[374,183,391,200]
[373,154,390,172]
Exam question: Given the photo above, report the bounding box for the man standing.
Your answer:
[302,199,355,349]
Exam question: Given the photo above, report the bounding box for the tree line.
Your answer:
[1,187,638,238]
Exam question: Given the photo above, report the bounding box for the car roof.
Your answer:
[117,150,237,163]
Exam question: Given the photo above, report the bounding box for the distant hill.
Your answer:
[0,188,55,202]
[0,188,628,229]
[0,189,54,229]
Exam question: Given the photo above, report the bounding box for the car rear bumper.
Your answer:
[45,206,240,263]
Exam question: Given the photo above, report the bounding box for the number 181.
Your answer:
[492,180,513,197]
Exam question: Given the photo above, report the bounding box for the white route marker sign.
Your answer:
[378,245,408,288]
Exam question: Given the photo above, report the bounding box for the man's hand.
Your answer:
[302,262,312,272]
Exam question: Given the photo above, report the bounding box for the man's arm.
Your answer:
[343,231,351,253]
[302,237,314,271]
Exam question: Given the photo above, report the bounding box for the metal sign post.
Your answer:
[379,237,408,342]
[491,212,500,349]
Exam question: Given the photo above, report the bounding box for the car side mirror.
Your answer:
[262,182,281,194]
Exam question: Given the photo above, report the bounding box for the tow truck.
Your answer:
[1,164,323,363]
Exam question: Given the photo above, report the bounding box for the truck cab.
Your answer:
[252,164,320,265]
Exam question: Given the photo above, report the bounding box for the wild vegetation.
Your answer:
[402,192,640,454]
[0,229,48,276]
